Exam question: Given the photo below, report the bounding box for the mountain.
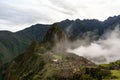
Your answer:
[1,21,120,80]
[0,24,96,80]
[0,15,120,64]
[0,24,49,64]
[16,24,50,42]
[103,15,120,27]
[43,23,66,48]
[0,44,96,80]
[0,31,28,64]
[58,19,104,37]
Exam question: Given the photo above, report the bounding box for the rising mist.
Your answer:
[67,25,120,64]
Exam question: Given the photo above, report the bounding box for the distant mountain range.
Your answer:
[1,16,120,80]
[0,15,120,64]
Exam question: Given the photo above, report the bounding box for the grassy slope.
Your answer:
[111,70,120,79]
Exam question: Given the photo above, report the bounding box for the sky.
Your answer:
[0,0,120,32]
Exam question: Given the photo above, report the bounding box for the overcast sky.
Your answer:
[0,0,120,32]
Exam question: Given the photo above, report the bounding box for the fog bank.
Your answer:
[67,26,120,64]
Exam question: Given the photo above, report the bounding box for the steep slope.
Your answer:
[59,19,104,37]
[0,24,49,64]
[43,23,66,47]
[0,31,28,64]
[0,24,95,80]
[16,24,50,42]
[0,45,96,80]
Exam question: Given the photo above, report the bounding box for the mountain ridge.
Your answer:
[0,15,120,64]
[0,24,96,80]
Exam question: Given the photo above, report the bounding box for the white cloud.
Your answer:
[67,26,120,64]
[0,0,120,31]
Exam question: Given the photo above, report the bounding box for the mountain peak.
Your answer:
[43,23,66,44]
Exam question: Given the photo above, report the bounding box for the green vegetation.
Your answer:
[100,64,110,68]
[111,70,120,79]
[99,60,120,70]
[109,60,120,70]
[1,22,120,80]
[99,60,120,79]
[0,41,97,80]
[43,23,66,47]
[53,54,62,60]
[0,25,49,64]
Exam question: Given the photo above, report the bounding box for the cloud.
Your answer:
[0,2,51,23]
[0,0,120,31]
[0,1,53,31]
[48,0,78,14]
[47,6,74,16]
[67,25,120,64]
